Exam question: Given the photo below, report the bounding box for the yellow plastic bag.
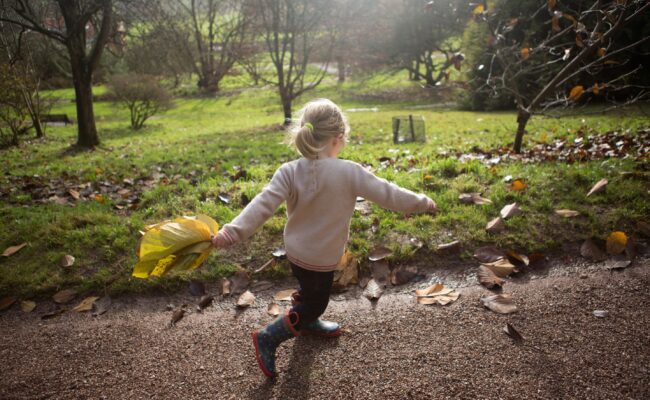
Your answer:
[133,215,218,278]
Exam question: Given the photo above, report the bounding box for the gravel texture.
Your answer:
[1,259,648,400]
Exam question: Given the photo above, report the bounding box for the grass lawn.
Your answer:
[1,72,649,298]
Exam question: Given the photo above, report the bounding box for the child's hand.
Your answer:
[211,232,228,248]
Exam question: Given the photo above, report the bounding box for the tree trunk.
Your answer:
[70,56,99,148]
[281,93,292,126]
[513,108,530,154]
[32,117,44,138]
[337,56,345,83]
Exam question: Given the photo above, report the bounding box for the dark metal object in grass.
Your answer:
[392,115,426,144]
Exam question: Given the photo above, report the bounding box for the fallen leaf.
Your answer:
[569,85,584,101]
[370,261,390,285]
[548,0,556,12]
[170,308,185,325]
[436,240,461,254]
[254,259,275,274]
[250,280,274,292]
[477,265,504,289]
[473,246,506,263]
[267,303,281,316]
[500,203,521,219]
[59,254,75,267]
[415,283,455,297]
[597,47,606,57]
[555,209,580,217]
[20,300,36,313]
[230,270,250,294]
[481,294,517,314]
[220,279,232,296]
[510,179,527,191]
[218,193,231,203]
[68,189,80,200]
[481,259,517,278]
[507,250,529,267]
[486,217,505,233]
[605,260,631,270]
[586,178,607,196]
[92,296,112,316]
[274,289,295,302]
[626,235,636,261]
[2,243,27,257]
[390,266,418,285]
[580,239,607,262]
[52,289,77,304]
[189,280,206,296]
[606,231,627,255]
[363,279,383,301]
[637,221,650,237]
[503,323,523,342]
[368,246,393,262]
[520,47,530,59]
[272,248,286,258]
[72,296,100,312]
[528,252,545,266]
[593,310,608,318]
[334,250,358,287]
[0,296,17,311]
[236,290,255,308]
[41,308,64,320]
[459,193,492,205]
[417,291,459,305]
[198,295,214,310]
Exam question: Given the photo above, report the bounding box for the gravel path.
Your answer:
[1,261,648,400]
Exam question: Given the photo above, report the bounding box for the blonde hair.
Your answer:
[287,98,350,159]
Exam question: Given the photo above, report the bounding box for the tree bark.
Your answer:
[513,108,530,154]
[70,55,99,147]
[337,56,345,83]
[281,92,292,125]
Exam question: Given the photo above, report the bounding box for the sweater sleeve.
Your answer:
[217,165,291,246]
[352,163,435,215]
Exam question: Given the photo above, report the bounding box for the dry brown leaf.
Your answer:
[60,255,75,268]
[528,252,545,266]
[504,323,523,342]
[606,231,628,255]
[170,308,185,326]
[72,296,100,312]
[370,261,390,285]
[267,303,281,317]
[507,250,530,267]
[500,203,521,219]
[390,266,418,286]
[92,296,112,316]
[586,178,607,196]
[481,259,516,278]
[637,221,650,237]
[236,290,255,308]
[41,309,64,320]
[20,300,36,313]
[220,279,232,296]
[52,289,77,304]
[368,246,393,262]
[481,294,517,314]
[473,246,506,263]
[417,291,459,305]
[230,270,250,294]
[459,193,492,205]
[605,260,631,270]
[477,265,504,289]
[198,295,214,310]
[363,279,383,301]
[334,250,358,286]
[274,289,295,302]
[486,216,505,233]
[555,209,580,217]
[520,47,530,59]
[436,240,461,254]
[68,189,80,200]
[580,239,607,262]
[0,296,17,311]
[548,0,556,11]
[2,243,27,257]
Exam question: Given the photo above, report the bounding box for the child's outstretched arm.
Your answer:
[212,165,291,248]
[353,163,437,215]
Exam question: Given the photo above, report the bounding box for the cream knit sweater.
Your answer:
[215,157,436,272]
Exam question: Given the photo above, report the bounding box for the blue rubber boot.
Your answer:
[252,311,300,378]
[291,291,342,338]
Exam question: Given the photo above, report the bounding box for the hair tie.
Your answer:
[303,122,313,132]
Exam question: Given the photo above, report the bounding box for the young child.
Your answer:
[212,98,437,378]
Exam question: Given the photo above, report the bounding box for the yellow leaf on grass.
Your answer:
[473,4,485,15]
[555,209,580,217]
[569,85,584,101]
[606,231,628,255]
[510,179,527,191]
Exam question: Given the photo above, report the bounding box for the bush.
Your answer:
[106,74,173,130]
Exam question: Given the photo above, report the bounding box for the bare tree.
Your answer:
[253,0,336,124]
[474,0,650,153]
[0,0,117,148]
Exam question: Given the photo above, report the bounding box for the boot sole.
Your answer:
[301,329,342,338]
[251,332,276,378]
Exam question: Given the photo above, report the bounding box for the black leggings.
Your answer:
[289,262,334,329]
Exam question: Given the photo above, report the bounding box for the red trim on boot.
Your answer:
[251,332,275,378]
[283,311,301,336]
